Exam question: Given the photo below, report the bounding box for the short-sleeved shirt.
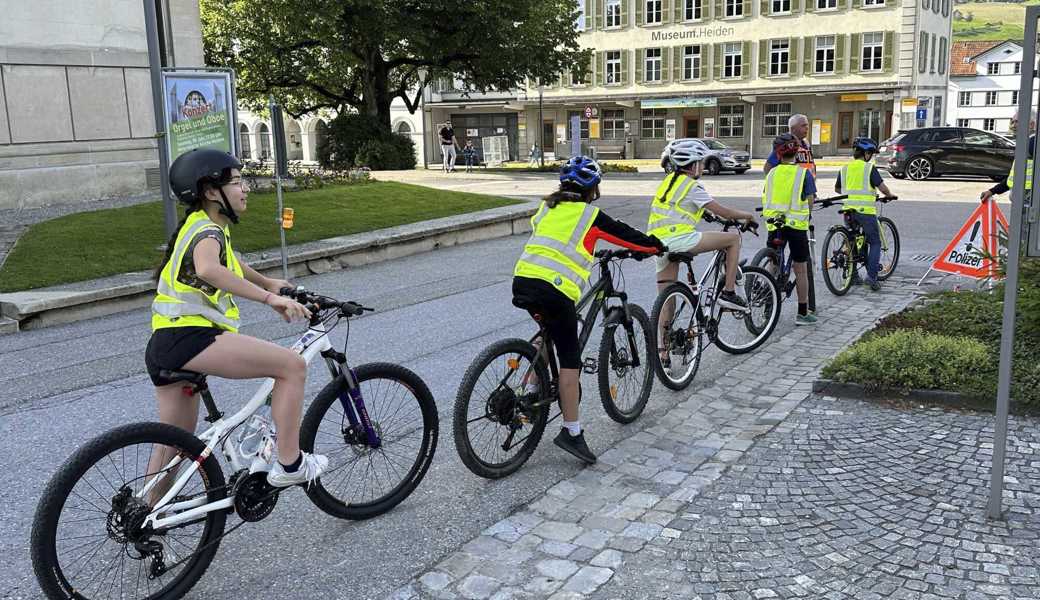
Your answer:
[766,139,816,175]
[439,127,455,145]
[801,170,818,198]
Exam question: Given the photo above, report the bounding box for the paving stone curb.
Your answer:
[812,378,1037,417]
[0,203,535,333]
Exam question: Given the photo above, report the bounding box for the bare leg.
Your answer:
[146,384,200,505]
[793,261,809,303]
[691,232,742,291]
[558,368,580,422]
[657,262,680,361]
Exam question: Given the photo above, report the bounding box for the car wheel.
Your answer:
[905,156,933,181]
[705,159,721,176]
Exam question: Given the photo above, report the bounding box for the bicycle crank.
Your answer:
[233,472,280,522]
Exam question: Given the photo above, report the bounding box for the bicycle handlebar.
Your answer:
[593,248,660,262]
[702,212,759,235]
[279,287,373,317]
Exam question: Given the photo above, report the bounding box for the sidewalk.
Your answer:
[395,275,1040,600]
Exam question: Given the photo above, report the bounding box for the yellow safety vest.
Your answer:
[839,159,877,215]
[152,210,243,332]
[646,173,706,242]
[514,201,600,303]
[1007,159,1034,191]
[762,164,809,231]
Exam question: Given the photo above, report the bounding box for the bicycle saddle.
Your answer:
[159,369,208,386]
[668,252,696,263]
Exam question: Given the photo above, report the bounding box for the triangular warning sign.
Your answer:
[929,200,1007,279]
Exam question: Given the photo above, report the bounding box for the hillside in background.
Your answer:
[953,0,1034,42]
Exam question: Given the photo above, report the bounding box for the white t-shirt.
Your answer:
[654,180,714,271]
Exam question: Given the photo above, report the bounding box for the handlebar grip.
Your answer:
[279,286,296,297]
[754,207,763,212]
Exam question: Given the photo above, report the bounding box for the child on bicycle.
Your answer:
[146,148,328,489]
[651,138,758,362]
[513,156,666,464]
[833,137,895,291]
[763,133,818,325]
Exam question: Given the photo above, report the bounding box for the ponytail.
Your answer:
[659,170,683,199]
[153,201,201,281]
[544,181,591,208]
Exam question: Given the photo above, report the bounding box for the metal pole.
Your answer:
[539,81,545,168]
[144,0,175,236]
[269,96,290,280]
[986,5,1036,520]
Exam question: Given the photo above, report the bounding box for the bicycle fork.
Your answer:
[328,357,382,449]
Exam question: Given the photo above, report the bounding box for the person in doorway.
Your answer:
[439,120,460,172]
[146,148,327,493]
[462,139,478,172]
[528,144,542,167]
[833,137,896,291]
[513,156,665,464]
[763,114,816,178]
[763,133,819,325]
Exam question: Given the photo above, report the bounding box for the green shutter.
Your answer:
[675,0,684,20]
[716,0,724,17]
[742,40,751,79]
[636,48,644,83]
[851,32,861,72]
[760,39,770,77]
[805,0,814,12]
[621,0,630,27]
[788,37,797,76]
[742,0,752,17]
[803,37,813,75]
[597,0,605,28]
[661,47,669,82]
[792,0,802,12]
[704,44,713,80]
[841,0,851,10]
[587,53,595,85]
[636,0,643,25]
[835,33,846,73]
[882,31,895,72]
[674,46,684,80]
[663,0,673,22]
[714,42,723,79]
[621,49,629,84]
[600,51,607,84]
[761,0,769,16]
[584,0,594,30]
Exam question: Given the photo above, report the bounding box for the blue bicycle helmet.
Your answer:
[852,137,878,153]
[559,156,602,190]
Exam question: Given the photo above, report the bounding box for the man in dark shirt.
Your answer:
[438,120,459,173]
[763,114,817,178]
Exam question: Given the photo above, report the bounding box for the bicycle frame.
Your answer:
[139,319,366,531]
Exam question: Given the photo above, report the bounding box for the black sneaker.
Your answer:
[553,428,597,464]
[717,290,749,312]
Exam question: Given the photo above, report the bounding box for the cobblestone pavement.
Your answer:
[395,276,1040,600]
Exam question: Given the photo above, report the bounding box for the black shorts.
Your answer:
[512,277,581,369]
[145,327,223,386]
[768,227,810,263]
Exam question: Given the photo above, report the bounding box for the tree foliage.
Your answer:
[201,0,587,129]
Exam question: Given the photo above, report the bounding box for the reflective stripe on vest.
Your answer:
[840,160,877,214]
[514,201,600,303]
[647,174,706,240]
[1008,159,1034,191]
[152,211,242,331]
[761,165,809,230]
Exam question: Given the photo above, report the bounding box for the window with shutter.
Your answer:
[802,37,813,75]
[714,42,724,79]
[814,35,835,74]
[584,0,594,30]
[605,50,623,84]
[645,0,663,23]
[636,0,644,24]
[835,33,846,73]
[682,45,703,80]
[742,41,751,78]
[938,37,947,75]
[662,0,673,22]
[815,0,836,8]
[860,31,883,72]
[597,0,607,28]
[621,49,629,84]
[718,105,744,137]
[918,32,927,74]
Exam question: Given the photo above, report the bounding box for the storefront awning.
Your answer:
[641,97,717,108]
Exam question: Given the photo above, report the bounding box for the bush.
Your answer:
[354,135,417,171]
[317,113,387,170]
[822,329,992,396]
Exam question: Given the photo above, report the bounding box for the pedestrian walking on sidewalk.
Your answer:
[439,120,460,172]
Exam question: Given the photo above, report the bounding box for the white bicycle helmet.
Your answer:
[661,138,710,171]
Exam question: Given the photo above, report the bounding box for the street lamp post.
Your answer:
[143,0,175,236]
[538,79,545,168]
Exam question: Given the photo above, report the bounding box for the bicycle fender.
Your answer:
[602,307,627,329]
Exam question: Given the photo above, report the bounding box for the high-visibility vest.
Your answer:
[514,201,600,303]
[152,210,243,332]
[646,173,706,242]
[761,164,809,231]
[1007,159,1034,191]
[839,159,878,215]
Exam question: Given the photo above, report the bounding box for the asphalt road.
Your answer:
[0,176,992,599]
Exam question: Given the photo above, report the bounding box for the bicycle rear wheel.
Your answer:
[713,266,781,355]
[650,283,704,391]
[31,422,226,600]
[822,227,856,295]
[301,362,438,520]
[877,217,901,281]
[452,338,551,479]
[598,304,654,423]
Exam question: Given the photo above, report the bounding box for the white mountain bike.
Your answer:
[30,288,439,600]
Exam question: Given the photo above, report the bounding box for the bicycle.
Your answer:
[651,214,782,391]
[30,288,439,600]
[453,248,657,479]
[819,195,900,296]
[750,197,835,308]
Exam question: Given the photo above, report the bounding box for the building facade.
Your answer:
[0,1,204,209]
[946,40,1039,136]
[423,0,952,161]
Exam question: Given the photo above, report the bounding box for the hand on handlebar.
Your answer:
[266,294,312,322]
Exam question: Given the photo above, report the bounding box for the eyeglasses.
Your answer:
[226,178,249,190]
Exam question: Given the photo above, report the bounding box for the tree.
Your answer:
[201,0,588,130]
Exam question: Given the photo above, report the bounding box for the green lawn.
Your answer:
[0,182,519,292]
[953,1,1027,42]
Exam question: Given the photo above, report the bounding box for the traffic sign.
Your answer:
[928,200,1008,279]
[916,107,927,121]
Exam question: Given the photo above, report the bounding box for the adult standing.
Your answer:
[763,114,817,178]
[439,119,460,173]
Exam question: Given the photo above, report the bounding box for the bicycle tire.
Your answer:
[650,282,704,391]
[301,362,438,520]
[877,217,901,281]
[713,266,781,355]
[32,422,226,600]
[821,227,855,296]
[453,338,551,479]
[598,304,655,423]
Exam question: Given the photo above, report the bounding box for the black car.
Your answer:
[876,127,1014,181]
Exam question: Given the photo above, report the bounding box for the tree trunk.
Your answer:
[361,53,394,133]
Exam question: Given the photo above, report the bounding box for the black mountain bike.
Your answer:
[819,195,900,295]
[750,197,836,307]
[453,249,657,479]
[651,215,781,390]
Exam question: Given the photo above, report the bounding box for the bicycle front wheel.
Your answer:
[301,362,439,520]
[650,282,704,391]
[598,304,655,423]
[31,422,227,600]
[713,266,781,355]
[822,227,856,295]
[877,217,901,281]
[452,338,551,479]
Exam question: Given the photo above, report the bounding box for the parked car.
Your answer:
[695,138,751,175]
[876,127,1014,181]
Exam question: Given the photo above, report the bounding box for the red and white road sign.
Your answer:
[929,199,1009,279]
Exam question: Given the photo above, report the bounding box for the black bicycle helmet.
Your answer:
[169,148,243,223]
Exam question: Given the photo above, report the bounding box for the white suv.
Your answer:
[696,138,751,175]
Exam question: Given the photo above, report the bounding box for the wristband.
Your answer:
[262,292,272,305]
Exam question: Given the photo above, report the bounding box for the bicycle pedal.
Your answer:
[582,357,598,374]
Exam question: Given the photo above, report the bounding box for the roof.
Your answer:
[950,40,1004,77]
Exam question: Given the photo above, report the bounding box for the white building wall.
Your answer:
[946,44,1039,136]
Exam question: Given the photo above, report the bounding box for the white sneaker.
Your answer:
[266,452,329,488]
